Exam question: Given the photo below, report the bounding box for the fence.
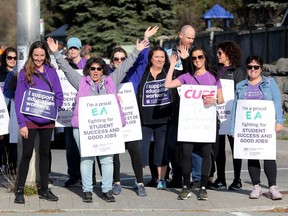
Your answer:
[163,26,288,67]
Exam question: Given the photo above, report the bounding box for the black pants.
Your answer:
[212,135,242,182]
[181,143,212,188]
[113,141,143,183]
[65,127,80,180]
[17,128,53,189]
[165,120,182,183]
[248,159,277,187]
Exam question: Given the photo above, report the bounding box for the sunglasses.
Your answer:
[247,65,261,70]
[217,51,223,56]
[191,55,204,61]
[90,67,102,71]
[113,57,126,62]
[6,56,17,61]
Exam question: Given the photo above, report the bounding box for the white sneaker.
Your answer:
[249,184,262,199]
[269,185,282,200]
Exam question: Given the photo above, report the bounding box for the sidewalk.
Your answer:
[0,140,288,215]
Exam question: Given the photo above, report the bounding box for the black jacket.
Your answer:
[214,64,246,89]
[137,69,172,125]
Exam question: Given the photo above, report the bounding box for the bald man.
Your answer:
[164,25,202,189]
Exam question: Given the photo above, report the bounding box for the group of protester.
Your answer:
[0,24,284,205]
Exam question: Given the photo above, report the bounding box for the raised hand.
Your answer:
[179,45,189,59]
[136,39,150,52]
[47,37,59,53]
[144,26,159,40]
[169,54,178,66]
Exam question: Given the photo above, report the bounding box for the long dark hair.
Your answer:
[188,45,217,78]
[0,47,17,70]
[0,47,17,81]
[83,57,109,76]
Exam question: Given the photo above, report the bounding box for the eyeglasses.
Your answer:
[6,56,17,61]
[113,57,126,62]
[217,51,223,56]
[191,55,204,61]
[90,67,102,71]
[247,65,261,70]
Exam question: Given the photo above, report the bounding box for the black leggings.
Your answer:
[182,143,212,188]
[113,141,143,183]
[212,135,242,181]
[17,128,53,189]
[248,159,277,187]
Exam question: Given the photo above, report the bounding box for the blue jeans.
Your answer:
[73,128,113,193]
[192,150,202,182]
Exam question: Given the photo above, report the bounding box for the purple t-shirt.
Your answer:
[244,83,264,100]
[76,58,87,69]
[219,66,232,79]
[177,72,222,89]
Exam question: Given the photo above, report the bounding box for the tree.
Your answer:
[246,1,288,27]
[57,0,177,57]
[173,0,244,32]
[41,0,66,34]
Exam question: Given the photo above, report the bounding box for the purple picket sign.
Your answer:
[20,88,58,120]
[142,79,171,107]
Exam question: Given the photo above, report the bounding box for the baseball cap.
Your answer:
[67,37,82,49]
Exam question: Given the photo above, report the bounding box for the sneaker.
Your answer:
[177,186,192,200]
[64,178,78,187]
[249,184,262,199]
[14,188,25,204]
[206,180,213,189]
[210,179,227,190]
[102,190,116,202]
[112,183,122,195]
[83,191,93,203]
[228,179,242,191]
[157,179,167,190]
[269,185,282,200]
[197,188,208,200]
[146,178,158,187]
[136,184,147,197]
[39,188,58,202]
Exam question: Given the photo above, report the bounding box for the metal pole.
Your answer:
[17,0,40,72]
[16,0,41,186]
[284,25,287,58]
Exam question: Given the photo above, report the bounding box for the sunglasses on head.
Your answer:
[247,65,261,70]
[90,67,102,71]
[113,57,126,62]
[191,55,204,61]
[6,56,17,61]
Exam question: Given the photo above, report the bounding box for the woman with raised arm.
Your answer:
[165,45,223,201]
